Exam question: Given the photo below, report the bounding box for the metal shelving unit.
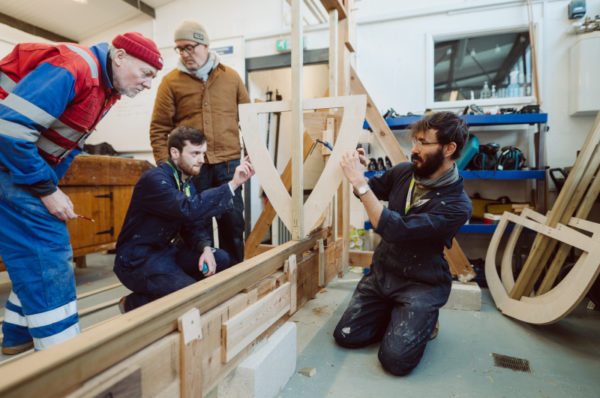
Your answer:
[363,113,548,233]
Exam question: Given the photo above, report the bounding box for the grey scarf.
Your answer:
[178,51,220,82]
[414,162,459,188]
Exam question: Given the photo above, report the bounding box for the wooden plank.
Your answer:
[318,239,325,287]
[222,282,291,363]
[244,133,313,259]
[288,255,298,315]
[325,238,343,283]
[64,334,180,398]
[0,233,323,398]
[242,271,286,299]
[296,251,320,308]
[349,249,373,267]
[291,0,304,240]
[320,0,348,20]
[444,238,476,280]
[198,292,259,395]
[510,113,600,298]
[178,309,203,398]
[59,155,152,186]
[349,66,408,164]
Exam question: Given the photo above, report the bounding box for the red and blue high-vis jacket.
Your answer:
[0,42,120,194]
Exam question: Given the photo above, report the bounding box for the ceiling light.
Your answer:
[72,0,88,4]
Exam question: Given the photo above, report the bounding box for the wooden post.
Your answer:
[318,239,325,287]
[291,0,304,240]
[288,254,298,315]
[177,309,203,398]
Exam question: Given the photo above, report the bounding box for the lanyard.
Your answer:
[405,177,415,215]
[167,161,191,197]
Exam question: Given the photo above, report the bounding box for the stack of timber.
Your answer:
[485,112,600,324]
[0,227,350,397]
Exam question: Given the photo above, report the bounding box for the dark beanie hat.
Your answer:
[112,32,164,70]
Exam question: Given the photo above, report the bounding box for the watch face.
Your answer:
[358,185,369,195]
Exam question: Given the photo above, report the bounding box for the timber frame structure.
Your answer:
[0,0,473,395]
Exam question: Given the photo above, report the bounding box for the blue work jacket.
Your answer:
[370,162,472,287]
[115,161,233,268]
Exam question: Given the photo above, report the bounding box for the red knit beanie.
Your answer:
[112,32,164,70]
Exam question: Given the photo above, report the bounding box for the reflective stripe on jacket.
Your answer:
[0,42,119,185]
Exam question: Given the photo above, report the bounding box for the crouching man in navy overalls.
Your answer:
[114,126,254,312]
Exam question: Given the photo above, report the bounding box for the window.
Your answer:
[433,31,531,102]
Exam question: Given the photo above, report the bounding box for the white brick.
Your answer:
[219,322,297,398]
[442,281,481,311]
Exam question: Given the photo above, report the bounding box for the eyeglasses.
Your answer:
[412,139,441,149]
[174,43,200,55]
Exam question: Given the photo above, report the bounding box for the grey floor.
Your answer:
[282,270,600,398]
[1,254,599,398]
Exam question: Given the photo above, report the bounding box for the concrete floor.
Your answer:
[1,254,599,398]
[282,270,600,398]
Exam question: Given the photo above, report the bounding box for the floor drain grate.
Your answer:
[492,353,531,372]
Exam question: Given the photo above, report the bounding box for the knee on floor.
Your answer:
[378,348,420,376]
[333,325,371,349]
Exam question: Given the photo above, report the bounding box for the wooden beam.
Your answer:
[349,67,408,164]
[244,132,313,259]
[349,249,373,267]
[291,0,304,240]
[221,282,291,363]
[0,233,324,398]
[0,11,76,43]
[320,0,348,20]
[120,0,155,18]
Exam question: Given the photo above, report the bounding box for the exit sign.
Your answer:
[276,38,306,52]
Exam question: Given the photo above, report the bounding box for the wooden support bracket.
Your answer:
[178,308,203,398]
[221,282,291,363]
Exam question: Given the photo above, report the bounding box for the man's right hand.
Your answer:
[229,156,255,190]
[40,188,77,222]
[356,148,368,168]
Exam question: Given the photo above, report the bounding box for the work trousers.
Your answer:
[114,246,231,312]
[333,269,450,376]
[192,158,245,264]
[0,168,80,350]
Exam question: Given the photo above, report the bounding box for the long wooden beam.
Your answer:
[320,0,348,20]
[0,11,76,43]
[0,232,324,398]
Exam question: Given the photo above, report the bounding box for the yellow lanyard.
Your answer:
[405,177,415,214]
[167,161,191,197]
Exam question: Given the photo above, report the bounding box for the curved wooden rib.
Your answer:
[239,95,366,235]
[486,211,600,324]
[500,208,547,291]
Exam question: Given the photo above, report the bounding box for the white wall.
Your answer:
[2,0,598,175]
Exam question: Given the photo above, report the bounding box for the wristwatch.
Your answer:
[356,184,371,196]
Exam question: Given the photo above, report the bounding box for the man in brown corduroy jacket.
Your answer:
[150,20,250,264]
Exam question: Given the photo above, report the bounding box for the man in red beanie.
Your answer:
[0,32,162,354]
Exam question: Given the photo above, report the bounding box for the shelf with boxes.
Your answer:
[363,113,548,233]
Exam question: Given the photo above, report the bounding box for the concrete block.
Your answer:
[442,281,481,311]
[218,322,296,398]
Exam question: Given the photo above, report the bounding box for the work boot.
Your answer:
[1,341,34,355]
[430,320,439,340]
[118,296,127,314]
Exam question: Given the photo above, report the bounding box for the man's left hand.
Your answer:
[340,150,367,189]
[198,247,217,276]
